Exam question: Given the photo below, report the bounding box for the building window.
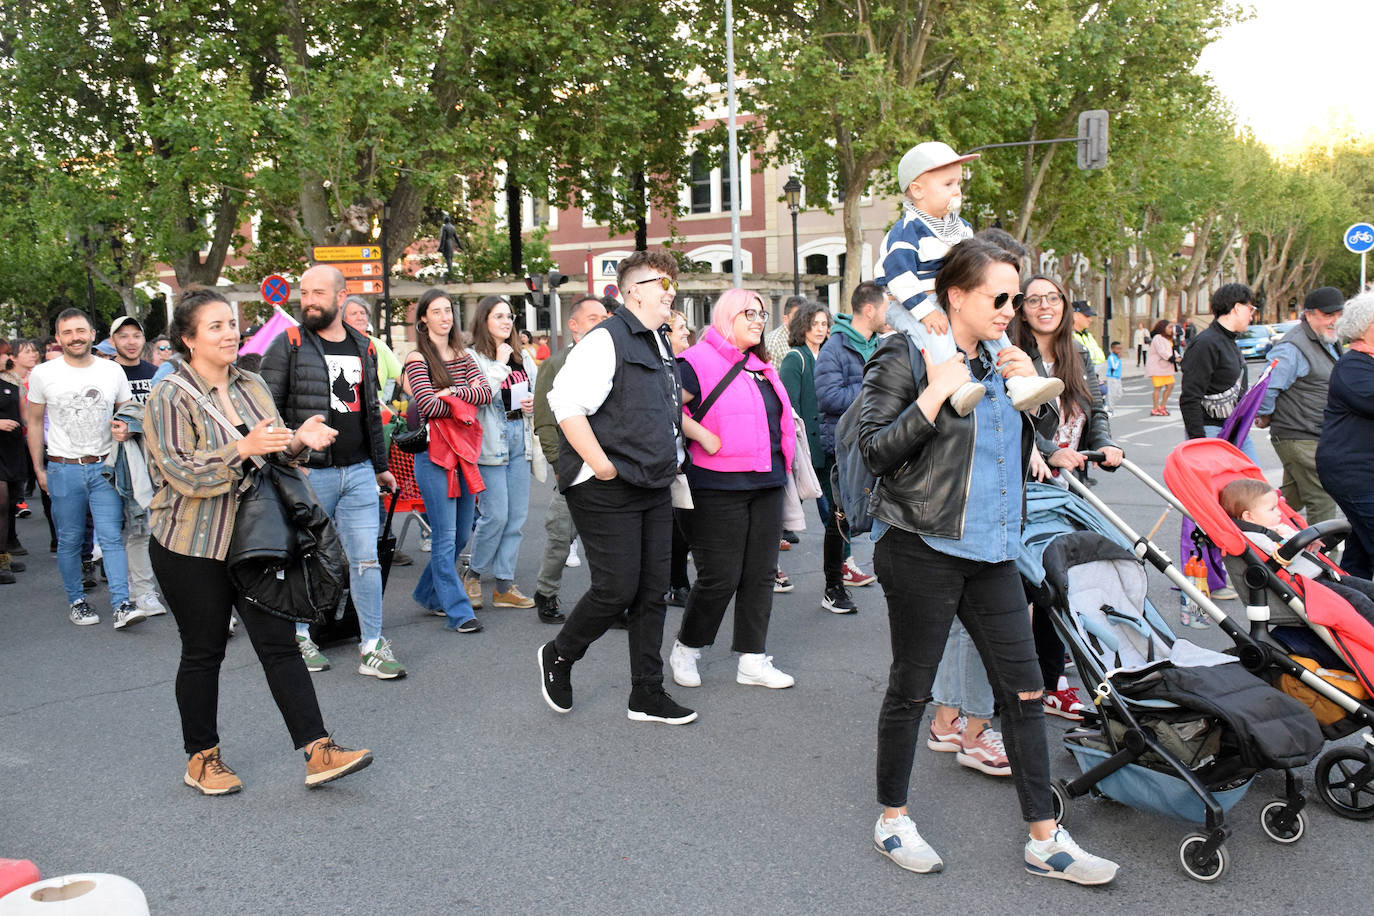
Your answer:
[690,152,712,214]
[720,150,734,211]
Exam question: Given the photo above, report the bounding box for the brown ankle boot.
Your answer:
[0,553,15,585]
[304,737,373,787]
[185,746,243,795]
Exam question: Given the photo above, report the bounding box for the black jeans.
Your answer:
[150,539,328,755]
[820,453,846,588]
[556,477,671,687]
[873,527,1053,821]
[1031,598,1066,691]
[679,486,783,653]
[671,507,692,591]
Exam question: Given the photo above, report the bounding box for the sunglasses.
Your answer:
[972,289,1025,311]
[156,344,171,351]
[633,276,676,292]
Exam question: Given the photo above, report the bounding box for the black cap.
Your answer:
[1304,286,1344,314]
[1072,300,1097,317]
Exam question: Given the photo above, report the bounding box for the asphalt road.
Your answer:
[2,367,1368,913]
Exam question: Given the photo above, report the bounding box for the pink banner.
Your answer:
[238,306,298,356]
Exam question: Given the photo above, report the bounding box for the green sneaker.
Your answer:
[296,634,331,672]
[358,637,406,679]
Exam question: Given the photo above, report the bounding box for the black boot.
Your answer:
[533,592,566,623]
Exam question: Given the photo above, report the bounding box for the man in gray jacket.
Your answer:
[1257,286,1345,525]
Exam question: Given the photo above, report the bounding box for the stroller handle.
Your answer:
[1275,518,1352,563]
[1078,450,1117,472]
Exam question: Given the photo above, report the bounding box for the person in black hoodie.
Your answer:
[1179,282,1259,461]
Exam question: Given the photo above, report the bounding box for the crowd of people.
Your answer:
[10,140,1374,888]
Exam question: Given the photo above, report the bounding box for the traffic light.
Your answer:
[1077,110,1109,170]
[547,269,568,292]
[524,274,544,308]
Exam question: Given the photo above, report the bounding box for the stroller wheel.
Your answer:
[1259,800,1306,843]
[1315,747,1374,820]
[1050,779,1071,826]
[1178,833,1229,882]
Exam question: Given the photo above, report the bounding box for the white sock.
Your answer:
[361,638,379,655]
[1056,675,1070,691]
[295,623,310,639]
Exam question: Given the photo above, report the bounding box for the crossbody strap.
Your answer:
[693,356,748,424]
[164,374,267,470]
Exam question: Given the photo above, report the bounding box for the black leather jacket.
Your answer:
[857,335,1039,540]
[1029,340,1117,458]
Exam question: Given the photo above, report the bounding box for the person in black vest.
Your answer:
[538,249,711,725]
[1256,287,1344,526]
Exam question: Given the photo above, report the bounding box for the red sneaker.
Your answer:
[842,558,876,587]
[1043,686,1086,721]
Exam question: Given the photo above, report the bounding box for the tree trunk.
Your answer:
[507,176,522,276]
[840,187,864,313]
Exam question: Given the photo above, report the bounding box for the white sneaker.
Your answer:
[1025,826,1119,885]
[112,600,148,631]
[419,536,432,553]
[565,540,581,568]
[948,380,986,417]
[669,640,702,688]
[140,594,167,617]
[736,652,795,688]
[1005,374,1065,412]
[874,814,943,873]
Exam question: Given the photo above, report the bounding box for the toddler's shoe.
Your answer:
[949,380,985,417]
[1006,375,1065,412]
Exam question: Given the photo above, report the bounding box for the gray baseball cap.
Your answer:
[898,142,980,192]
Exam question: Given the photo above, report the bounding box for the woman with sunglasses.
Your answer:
[1011,273,1123,715]
[860,239,1119,884]
[667,289,797,692]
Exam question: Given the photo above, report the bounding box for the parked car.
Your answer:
[1270,319,1300,343]
[1237,325,1273,360]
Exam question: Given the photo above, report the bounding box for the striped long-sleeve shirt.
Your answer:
[143,362,282,560]
[403,354,493,418]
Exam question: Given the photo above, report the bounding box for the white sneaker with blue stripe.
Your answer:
[873,814,943,873]
[1024,826,1119,885]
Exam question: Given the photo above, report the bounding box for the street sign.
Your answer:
[332,262,383,278]
[260,275,291,304]
[602,283,620,300]
[313,245,381,262]
[1343,223,1374,254]
[345,278,383,295]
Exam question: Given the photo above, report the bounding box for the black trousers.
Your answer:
[679,486,783,654]
[819,454,846,588]
[150,539,328,755]
[556,477,671,687]
[873,527,1053,821]
[671,507,692,591]
[1032,598,1067,691]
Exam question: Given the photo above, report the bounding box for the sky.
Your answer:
[1196,0,1374,153]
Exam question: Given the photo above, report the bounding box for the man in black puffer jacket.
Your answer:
[260,265,403,680]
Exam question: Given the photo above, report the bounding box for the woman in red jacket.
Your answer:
[403,289,494,633]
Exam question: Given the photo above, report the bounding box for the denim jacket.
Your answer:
[468,348,537,465]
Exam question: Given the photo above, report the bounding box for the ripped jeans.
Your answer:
[873,527,1053,821]
[300,461,384,645]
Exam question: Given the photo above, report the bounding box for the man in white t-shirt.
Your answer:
[26,308,147,630]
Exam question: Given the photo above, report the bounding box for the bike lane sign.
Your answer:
[1344,223,1374,254]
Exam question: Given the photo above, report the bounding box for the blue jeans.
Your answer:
[931,617,995,720]
[300,462,384,644]
[1204,424,1259,463]
[412,451,477,627]
[48,461,129,609]
[469,418,530,584]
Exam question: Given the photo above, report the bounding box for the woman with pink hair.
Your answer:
[668,289,797,691]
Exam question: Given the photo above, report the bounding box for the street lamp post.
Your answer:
[784,176,802,297]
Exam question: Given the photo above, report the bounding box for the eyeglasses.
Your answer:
[633,276,676,292]
[1023,292,1063,309]
[741,308,769,323]
[972,290,1025,311]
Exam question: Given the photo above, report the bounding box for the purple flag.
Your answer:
[1181,360,1276,590]
[238,306,298,357]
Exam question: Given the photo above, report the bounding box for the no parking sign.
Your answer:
[260,274,291,304]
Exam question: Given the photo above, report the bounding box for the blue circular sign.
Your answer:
[1344,223,1374,254]
[260,274,291,304]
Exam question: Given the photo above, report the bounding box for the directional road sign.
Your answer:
[345,278,383,295]
[332,261,383,278]
[1343,223,1374,254]
[260,274,291,304]
[313,245,381,262]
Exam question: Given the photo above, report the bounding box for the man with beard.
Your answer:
[1256,286,1346,525]
[260,266,402,679]
[26,308,146,629]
